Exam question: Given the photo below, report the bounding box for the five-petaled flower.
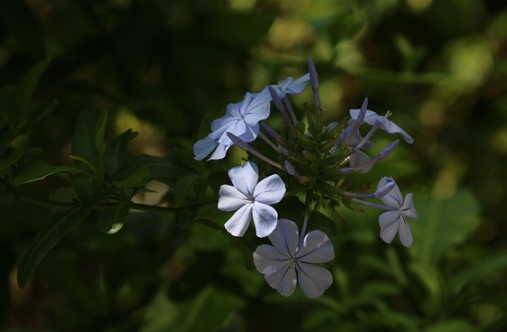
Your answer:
[377,177,418,247]
[269,73,310,98]
[349,109,414,144]
[218,162,286,237]
[193,90,272,161]
[253,219,335,298]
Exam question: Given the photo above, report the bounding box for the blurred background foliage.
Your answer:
[1,0,507,331]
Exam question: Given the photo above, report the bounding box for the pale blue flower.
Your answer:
[349,109,414,144]
[377,177,418,247]
[270,73,310,98]
[253,219,335,298]
[218,162,286,237]
[194,90,272,161]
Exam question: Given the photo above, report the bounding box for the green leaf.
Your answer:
[98,201,132,234]
[113,166,151,188]
[0,124,12,154]
[74,177,102,206]
[409,190,480,263]
[143,285,245,332]
[17,207,91,288]
[450,249,507,292]
[17,99,58,136]
[94,109,108,155]
[12,161,82,185]
[18,57,52,120]
[72,112,100,172]
[0,148,23,172]
[173,174,200,203]
[310,210,339,237]
[104,129,138,177]
[129,154,186,183]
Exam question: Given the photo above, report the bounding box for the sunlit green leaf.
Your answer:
[12,161,82,185]
[98,201,132,234]
[17,207,91,288]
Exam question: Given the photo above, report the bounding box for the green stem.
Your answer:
[17,194,210,215]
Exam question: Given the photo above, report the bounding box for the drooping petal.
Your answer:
[378,178,403,208]
[253,174,286,205]
[252,202,278,237]
[398,220,414,247]
[207,143,231,161]
[264,264,297,297]
[228,162,259,197]
[193,136,218,161]
[224,204,253,237]
[218,185,248,211]
[237,122,259,143]
[253,245,290,274]
[401,193,418,220]
[296,262,333,299]
[296,230,335,263]
[268,219,299,257]
[379,211,402,244]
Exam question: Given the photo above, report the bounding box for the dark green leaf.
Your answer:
[17,207,91,288]
[0,148,23,172]
[450,249,507,291]
[113,166,151,188]
[0,124,12,154]
[12,161,82,185]
[129,154,186,183]
[310,210,339,237]
[74,177,102,206]
[95,109,108,155]
[18,57,52,120]
[104,129,138,177]
[98,201,132,234]
[173,174,200,203]
[17,99,58,136]
[0,1,45,57]
[72,112,100,172]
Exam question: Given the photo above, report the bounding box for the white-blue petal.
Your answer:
[224,204,253,237]
[268,219,299,257]
[207,143,230,161]
[399,220,414,247]
[296,262,333,299]
[296,230,335,263]
[228,162,259,197]
[193,136,218,161]
[379,179,403,208]
[265,264,297,297]
[349,150,373,174]
[286,73,310,95]
[218,185,248,211]
[252,202,278,238]
[401,193,418,220]
[379,211,402,244]
[253,245,290,274]
[253,174,286,205]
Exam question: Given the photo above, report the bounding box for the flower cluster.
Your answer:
[194,60,418,298]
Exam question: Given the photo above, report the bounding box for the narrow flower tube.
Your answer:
[308,59,321,110]
[268,86,292,127]
[260,123,286,145]
[340,140,399,173]
[227,133,285,170]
